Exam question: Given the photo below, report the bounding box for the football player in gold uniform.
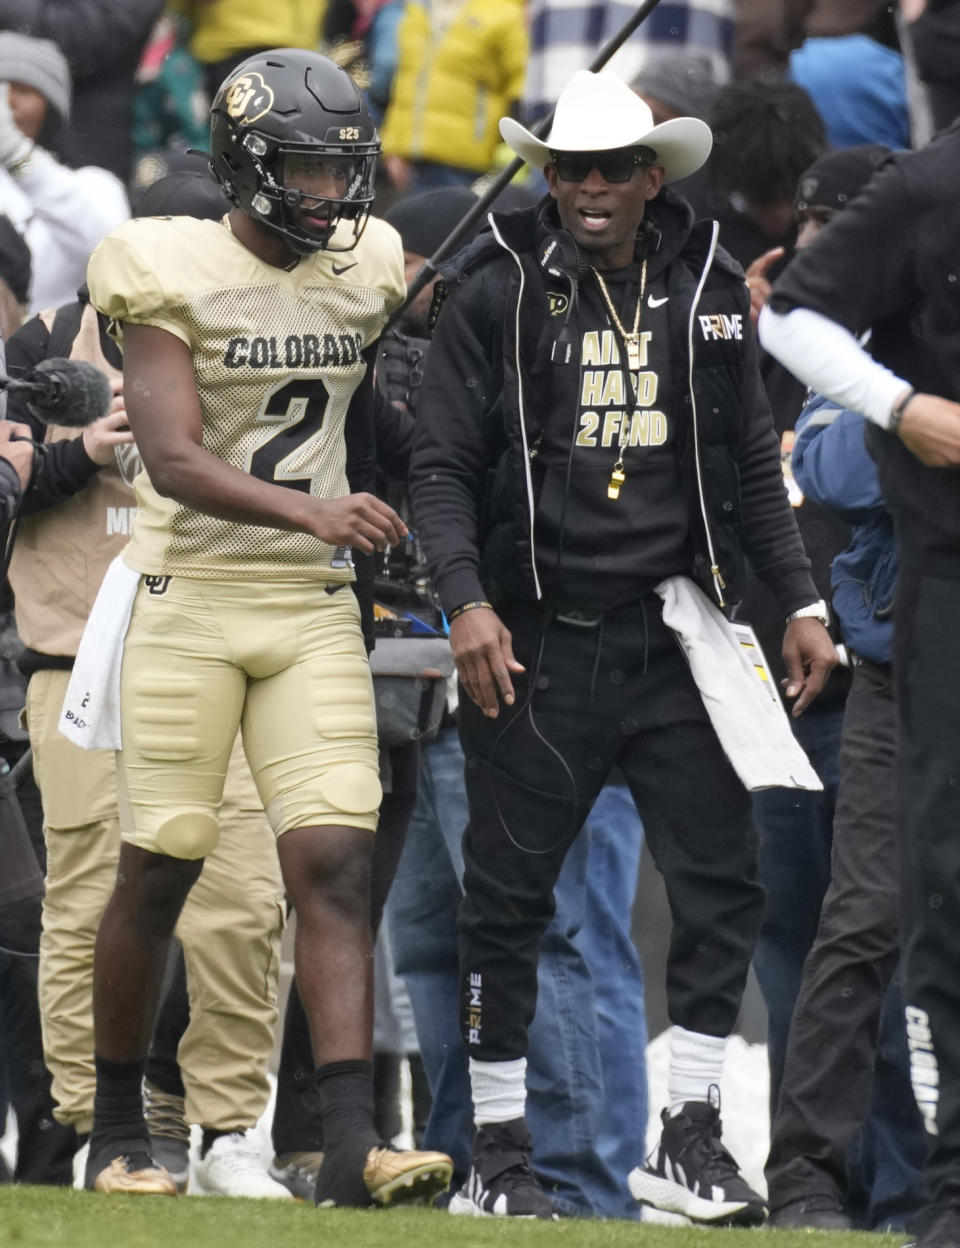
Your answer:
[82,48,453,1206]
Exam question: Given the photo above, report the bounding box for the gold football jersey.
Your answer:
[86,213,405,581]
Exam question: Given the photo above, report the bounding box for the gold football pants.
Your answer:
[117,575,382,856]
[27,667,284,1133]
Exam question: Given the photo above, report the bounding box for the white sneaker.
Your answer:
[194,1132,293,1199]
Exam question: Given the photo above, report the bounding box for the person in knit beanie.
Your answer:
[632,53,720,125]
[0,32,71,153]
[0,30,128,315]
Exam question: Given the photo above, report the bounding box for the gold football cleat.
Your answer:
[362,1146,453,1207]
[92,1153,179,1196]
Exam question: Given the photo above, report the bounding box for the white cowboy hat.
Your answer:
[500,68,713,184]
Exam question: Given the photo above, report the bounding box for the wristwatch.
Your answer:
[786,599,830,628]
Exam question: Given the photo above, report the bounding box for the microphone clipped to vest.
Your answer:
[538,224,588,367]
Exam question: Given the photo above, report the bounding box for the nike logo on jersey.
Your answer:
[648,294,669,308]
[332,261,358,275]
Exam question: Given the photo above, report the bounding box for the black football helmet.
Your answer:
[209,48,379,254]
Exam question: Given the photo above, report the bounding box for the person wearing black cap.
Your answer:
[737,145,891,1131]
[410,67,836,1222]
[759,122,960,1248]
[758,144,927,1234]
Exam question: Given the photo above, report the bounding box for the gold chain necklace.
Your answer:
[591,259,648,500]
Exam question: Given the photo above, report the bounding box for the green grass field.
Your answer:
[0,1188,901,1248]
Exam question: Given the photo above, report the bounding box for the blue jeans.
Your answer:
[576,781,648,1218]
[752,701,844,1111]
[387,726,647,1218]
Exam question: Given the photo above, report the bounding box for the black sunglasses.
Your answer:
[549,146,656,184]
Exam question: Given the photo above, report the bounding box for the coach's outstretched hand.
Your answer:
[450,606,525,718]
[308,492,407,553]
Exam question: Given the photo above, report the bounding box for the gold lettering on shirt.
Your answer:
[600,411,624,447]
[580,370,659,408]
[581,370,608,405]
[627,409,667,446]
[576,411,600,447]
[576,318,665,485]
[578,408,668,447]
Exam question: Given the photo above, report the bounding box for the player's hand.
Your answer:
[308,493,407,553]
[896,392,960,467]
[744,247,785,329]
[0,419,35,488]
[450,606,525,717]
[781,618,838,717]
[82,379,135,466]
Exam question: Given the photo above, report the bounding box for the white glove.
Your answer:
[0,83,34,170]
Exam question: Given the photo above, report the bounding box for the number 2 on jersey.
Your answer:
[248,376,331,492]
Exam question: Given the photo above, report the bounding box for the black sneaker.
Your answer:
[447,1118,556,1219]
[629,1090,767,1226]
[768,1195,853,1230]
[905,1206,960,1248]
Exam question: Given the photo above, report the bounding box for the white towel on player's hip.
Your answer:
[58,555,139,750]
[654,575,822,792]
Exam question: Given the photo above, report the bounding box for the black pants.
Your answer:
[766,658,925,1226]
[0,765,76,1185]
[895,563,960,1209]
[0,901,76,1185]
[457,596,762,1062]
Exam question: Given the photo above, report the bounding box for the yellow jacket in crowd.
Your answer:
[381,0,528,174]
[174,0,328,65]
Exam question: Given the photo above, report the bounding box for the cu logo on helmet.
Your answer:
[223,73,275,125]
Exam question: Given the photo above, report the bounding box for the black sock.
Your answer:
[200,1127,239,1159]
[144,1059,186,1100]
[314,1061,378,1153]
[88,1055,148,1164]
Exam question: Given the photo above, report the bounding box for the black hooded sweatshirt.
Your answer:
[410,189,817,619]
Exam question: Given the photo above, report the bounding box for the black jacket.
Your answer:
[409,191,816,617]
[0,336,21,523]
[771,125,960,574]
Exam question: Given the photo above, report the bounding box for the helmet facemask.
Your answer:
[236,127,378,254]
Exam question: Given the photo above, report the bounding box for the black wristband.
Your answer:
[447,599,493,623]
